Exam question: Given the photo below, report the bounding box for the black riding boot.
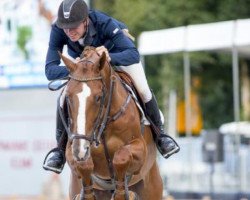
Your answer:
[43,108,67,174]
[145,93,180,159]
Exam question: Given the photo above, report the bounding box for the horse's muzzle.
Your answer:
[72,140,90,161]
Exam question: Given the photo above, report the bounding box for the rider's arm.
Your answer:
[96,14,140,66]
[45,24,70,81]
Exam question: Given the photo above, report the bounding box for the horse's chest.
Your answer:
[91,136,125,158]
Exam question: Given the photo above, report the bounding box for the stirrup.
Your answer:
[42,147,66,174]
[159,134,179,145]
[162,145,180,159]
[157,134,180,159]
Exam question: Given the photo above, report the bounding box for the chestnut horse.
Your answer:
[59,47,163,200]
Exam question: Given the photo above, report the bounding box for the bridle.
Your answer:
[56,59,131,147]
[49,56,132,182]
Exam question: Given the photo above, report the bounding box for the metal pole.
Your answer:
[232,47,240,123]
[183,51,194,190]
[168,90,177,138]
[232,46,241,189]
[184,51,192,137]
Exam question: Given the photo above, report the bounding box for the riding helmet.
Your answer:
[56,0,89,29]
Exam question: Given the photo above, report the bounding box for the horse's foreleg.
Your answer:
[69,172,81,200]
[112,138,145,200]
[73,157,96,200]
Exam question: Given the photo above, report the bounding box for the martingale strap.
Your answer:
[95,74,116,144]
[102,134,115,181]
[108,94,131,122]
[48,59,135,185]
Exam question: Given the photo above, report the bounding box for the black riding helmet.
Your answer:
[56,0,89,29]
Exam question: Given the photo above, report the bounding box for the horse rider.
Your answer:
[43,0,180,174]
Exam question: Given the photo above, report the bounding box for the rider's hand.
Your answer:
[75,57,81,63]
[96,46,111,62]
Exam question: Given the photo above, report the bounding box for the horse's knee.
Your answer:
[113,139,146,177]
[113,146,132,168]
[126,139,146,174]
[113,147,133,179]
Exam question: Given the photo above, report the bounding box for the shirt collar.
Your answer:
[78,19,96,46]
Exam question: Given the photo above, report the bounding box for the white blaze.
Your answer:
[76,83,91,159]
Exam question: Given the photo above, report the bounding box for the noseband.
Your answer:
[57,58,131,147]
[67,76,107,145]
[52,56,132,181]
[59,59,109,146]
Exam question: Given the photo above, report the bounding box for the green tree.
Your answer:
[95,0,250,129]
[17,26,32,60]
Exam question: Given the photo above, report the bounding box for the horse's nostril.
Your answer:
[72,143,90,161]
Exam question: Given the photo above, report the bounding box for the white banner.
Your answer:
[0,89,70,199]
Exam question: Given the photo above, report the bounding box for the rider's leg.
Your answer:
[43,95,68,173]
[117,61,180,158]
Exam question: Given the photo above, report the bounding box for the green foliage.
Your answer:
[195,53,234,128]
[95,0,250,129]
[17,26,32,60]
[94,1,115,15]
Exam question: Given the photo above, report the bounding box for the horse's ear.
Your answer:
[99,52,106,71]
[58,51,76,72]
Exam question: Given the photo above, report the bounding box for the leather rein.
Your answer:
[49,59,132,181]
[60,60,131,146]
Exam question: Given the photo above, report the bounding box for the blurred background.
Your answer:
[1,0,250,200]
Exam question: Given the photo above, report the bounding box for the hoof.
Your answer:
[73,194,80,200]
[128,191,139,200]
[111,190,139,200]
[73,193,96,200]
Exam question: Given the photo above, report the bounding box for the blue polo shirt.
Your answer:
[45,10,140,80]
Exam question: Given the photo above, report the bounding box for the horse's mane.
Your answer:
[80,46,96,58]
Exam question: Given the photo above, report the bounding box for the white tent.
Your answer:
[138,19,250,56]
[138,19,250,136]
[220,121,250,137]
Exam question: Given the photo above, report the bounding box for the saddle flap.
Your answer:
[115,70,145,109]
[116,70,161,137]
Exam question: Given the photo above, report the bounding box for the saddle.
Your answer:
[116,70,161,137]
[116,70,150,127]
[116,70,145,109]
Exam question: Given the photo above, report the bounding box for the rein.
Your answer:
[65,59,131,147]
[49,56,132,183]
[53,60,131,145]
[66,71,113,145]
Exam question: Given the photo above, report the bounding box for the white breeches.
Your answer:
[116,61,152,103]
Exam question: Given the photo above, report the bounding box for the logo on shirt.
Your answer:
[113,28,119,34]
